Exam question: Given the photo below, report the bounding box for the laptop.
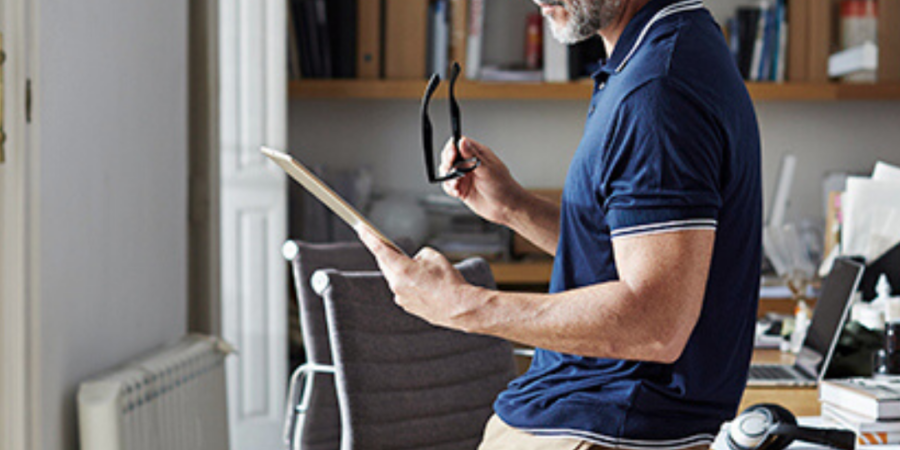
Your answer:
[747,258,865,387]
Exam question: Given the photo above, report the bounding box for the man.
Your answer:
[357,0,762,448]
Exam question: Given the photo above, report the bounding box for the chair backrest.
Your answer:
[313,258,516,450]
[284,239,415,450]
[286,240,381,366]
[285,241,381,450]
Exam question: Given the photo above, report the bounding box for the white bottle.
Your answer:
[790,300,811,354]
[879,275,900,324]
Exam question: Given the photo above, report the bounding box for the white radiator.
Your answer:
[77,335,233,450]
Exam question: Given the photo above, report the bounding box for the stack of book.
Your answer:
[288,0,467,80]
[724,0,900,83]
[726,0,788,82]
[820,377,900,446]
[288,0,356,79]
[288,0,609,83]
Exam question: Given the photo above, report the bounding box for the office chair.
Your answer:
[283,240,410,450]
[283,241,518,450]
[312,257,517,450]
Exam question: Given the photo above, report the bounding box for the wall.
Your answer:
[288,0,900,227]
[289,99,900,225]
[37,1,188,449]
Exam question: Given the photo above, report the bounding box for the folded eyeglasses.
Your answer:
[421,62,481,183]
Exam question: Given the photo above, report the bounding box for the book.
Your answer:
[327,0,357,78]
[750,2,768,81]
[356,0,382,79]
[427,1,436,77]
[878,0,900,82]
[807,0,835,82]
[822,403,900,445]
[299,0,325,77]
[774,0,788,82]
[820,378,900,420]
[384,0,428,79]
[787,0,809,81]
[287,2,303,79]
[465,0,485,79]
[765,0,785,81]
[292,0,316,78]
[312,0,333,78]
[727,16,740,62]
[428,0,450,78]
[450,0,468,73]
[736,6,762,79]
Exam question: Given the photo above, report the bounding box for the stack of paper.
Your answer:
[842,162,900,263]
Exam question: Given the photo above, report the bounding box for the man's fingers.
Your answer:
[442,177,461,197]
[356,225,409,273]
[439,137,457,174]
[458,137,483,161]
[441,136,487,171]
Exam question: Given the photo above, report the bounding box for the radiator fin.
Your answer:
[78,335,231,450]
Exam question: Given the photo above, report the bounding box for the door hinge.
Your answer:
[1,31,6,164]
[25,79,32,124]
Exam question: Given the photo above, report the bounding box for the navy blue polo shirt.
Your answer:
[494,0,762,447]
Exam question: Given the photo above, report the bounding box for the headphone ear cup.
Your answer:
[727,405,780,450]
[748,404,797,450]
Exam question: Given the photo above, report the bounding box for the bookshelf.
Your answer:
[286,0,900,293]
[290,79,900,102]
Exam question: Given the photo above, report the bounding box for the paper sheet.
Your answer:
[842,176,900,261]
[874,161,900,181]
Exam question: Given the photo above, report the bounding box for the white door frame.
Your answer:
[0,0,41,448]
[218,0,288,448]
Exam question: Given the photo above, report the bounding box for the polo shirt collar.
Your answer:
[594,0,704,78]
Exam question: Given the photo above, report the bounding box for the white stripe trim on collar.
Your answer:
[616,0,706,73]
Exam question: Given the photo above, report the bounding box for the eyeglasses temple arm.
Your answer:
[422,75,441,183]
[448,62,463,155]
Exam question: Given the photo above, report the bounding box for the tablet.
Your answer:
[260,146,403,254]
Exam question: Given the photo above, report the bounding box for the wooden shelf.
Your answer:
[289,79,900,101]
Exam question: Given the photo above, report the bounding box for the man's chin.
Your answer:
[548,23,591,45]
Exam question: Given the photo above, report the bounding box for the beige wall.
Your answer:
[289,99,900,224]
[38,1,188,449]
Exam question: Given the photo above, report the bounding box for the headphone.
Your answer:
[711,404,856,450]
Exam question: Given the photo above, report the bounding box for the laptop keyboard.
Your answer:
[749,365,799,380]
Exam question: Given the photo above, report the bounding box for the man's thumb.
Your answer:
[459,137,483,160]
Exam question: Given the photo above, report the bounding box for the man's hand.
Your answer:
[356,226,486,332]
[440,137,526,227]
[441,137,562,255]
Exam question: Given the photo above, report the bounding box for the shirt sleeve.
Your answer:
[600,78,724,239]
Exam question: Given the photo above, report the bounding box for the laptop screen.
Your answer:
[795,258,865,379]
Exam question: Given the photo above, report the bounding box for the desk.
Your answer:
[739,349,819,417]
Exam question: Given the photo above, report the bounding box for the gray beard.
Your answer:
[548,0,622,44]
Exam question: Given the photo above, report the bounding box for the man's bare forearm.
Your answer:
[502,191,561,256]
[458,281,692,363]
[452,229,713,363]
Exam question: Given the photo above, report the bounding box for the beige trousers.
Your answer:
[477,414,711,450]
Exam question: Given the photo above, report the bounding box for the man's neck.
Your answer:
[598,0,653,57]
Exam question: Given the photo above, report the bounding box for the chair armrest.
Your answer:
[283,363,337,450]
